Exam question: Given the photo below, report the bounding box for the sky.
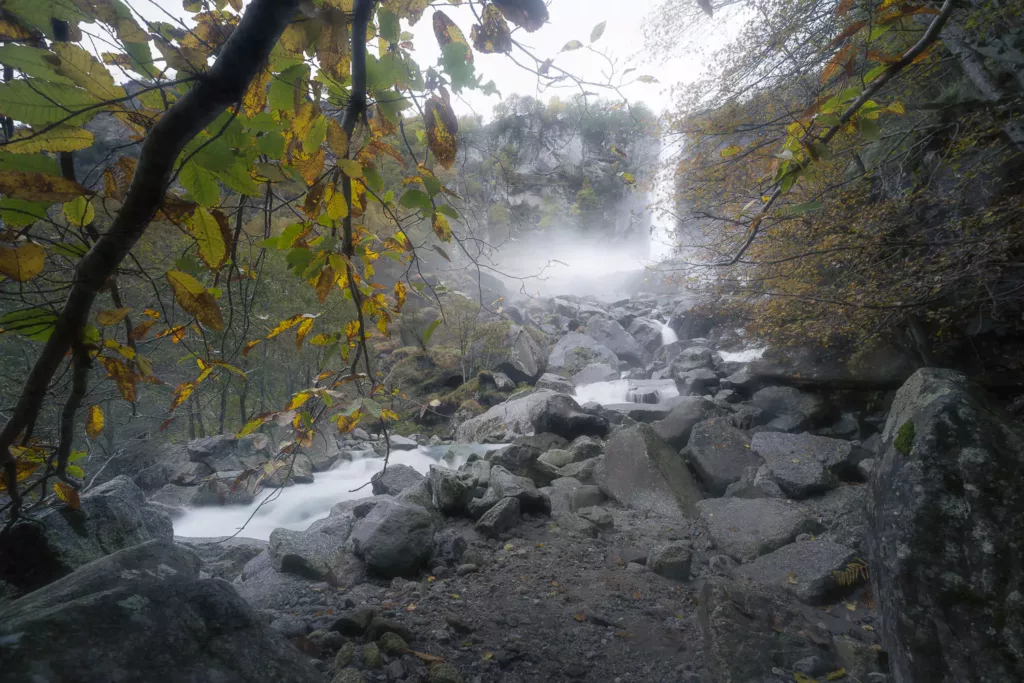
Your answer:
[119,0,736,122]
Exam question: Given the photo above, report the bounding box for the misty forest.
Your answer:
[0,0,1022,681]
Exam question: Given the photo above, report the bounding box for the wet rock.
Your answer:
[432,527,470,566]
[697,497,820,562]
[571,362,620,385]
[302,431,342,472]
[568,435,604,460]
[389,435,418,451]
[685,417,761,496]
[371,464,425,496]
[627,317,665,354]
[671,346,715,373]
[489,465,551,514]
[489,438,559,486]
[648,542,693,581]
[547,331,620,376]
[557,456,601,484]
[187,433,274,472]
[598,423,703,518]
[0,540,322,683]
[751,386,826,431]
[752,432,840,499]
[577,506,613,530]
[833,634,889,682]
[331,606,378,636]
[455,390,609,443]
[584,316,646,366]
[270,615,308,638]
[261,456,314,487]
[475,496,521,538]
[538,448,575,469]
[800,485,870,553]
[350,500,436,578]
[1,476,172,594]
[552,512,599,537]
[676,368,719,395]
[428,465,474,515]
[651,396,730,450]
[869,369,1024,683]
[333,668,365,683]
[378,631,409,654]
[570,485,605,510]
[466,487,500,519]
[428,661,465,683]
[723,465,786,499]
[492,324,547,384]
[698,577,837,682]
[754,431,866,482]
[175,536,267,582]
[535,373,575,394]
[857,458,875,479]
[268,515,356,583]
[736,539,857,605]
[720,367,760,393]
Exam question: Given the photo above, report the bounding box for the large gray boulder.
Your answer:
[535,373,575,394]
[187,433,274,472]
[455,390,609,443]
[174,536,267,582]
[584,316,646,366]
[752,431,839,498]
[753,431,864,482]
[571,362,619,386]
[0,540,323,682]
[751,386,826,431]
[749,342,917,390]
[87,439,193,491]
[427,465,474,515]
[699,577,838,682]
[490,324,547,384]
[869,369,1024,682]
[670,346,714,373]
[474,496,521,538]
[626,317,665,355]
[268,515,357,583]
[685,417,761,496]
[371,464,424,496]
[0,476,172,594]
[489,465,551,514]
[800,484,870,553]
[736,540,858,605]
[697,497,820,562]
[651,396,730,450]
[488,437,560,486]
[350,500,436,578]
[597,423,703,518]
[547,332,619,376]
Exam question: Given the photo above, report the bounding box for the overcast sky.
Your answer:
[120,0,737,121]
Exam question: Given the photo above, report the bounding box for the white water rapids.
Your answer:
[172,444,498,540]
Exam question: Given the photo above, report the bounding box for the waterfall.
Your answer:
[660,320,679,346]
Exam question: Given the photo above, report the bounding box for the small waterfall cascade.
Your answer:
[660,319,679,346]
[575,379,680,406]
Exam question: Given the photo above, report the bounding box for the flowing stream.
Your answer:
[172,444,498,540]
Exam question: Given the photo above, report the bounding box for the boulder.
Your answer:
[753,431,865,482]
[601,401,679,423]
[547,332,619,376]
[584,316,645,366]
[371,464,424,496]
[190,471,262,505]
[187,433,273,472]
[268,515,357,583]
[474,497,521,538]
[699,577,838,683]
[569,485,605,510]
[723,465,786,500]
[261,456,315,488]
[488,439,558,486]
[350,500,436,578]
[175,536,267,582]
[752,432,839,499]
[302,431,342,472]
[466,488,500,520]
[552,512,598,537]
[535,373,575,394]
[869,369,1024,683]
[557,457,601,484]
[685,417,761,496]
[651,396,730,450]
[492,325,546,383]
[799,485,870,553]
[488,465,551,514]
[648,542,693,581]
[571,362,619,385]
[455,390,609,443]
[0,541,323,682]
[0,476,172,594]
[627,317,665,354]
[736,540,858,605]
[751,386,827,431]
[749,342,917,390]
[568,435,603,461]
[427,465,474,515]
[87,438,192,491]
[388,435,418,451]
[671,346,714,373]
[697,498,820,562]
[597,424,703,518]
[576,505,613,530]
[538,448,574,469]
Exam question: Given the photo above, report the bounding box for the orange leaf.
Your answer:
[98,356,138,402]
[54,482,81,510]
[165,270,224,331]
[86,404,104,439]
[97,307,132,327]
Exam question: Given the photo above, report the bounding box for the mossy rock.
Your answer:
[334,642,356,669]
[429,662,465,683]
[362,642,382,669]
[378,631,409,654]
[332,669,365,683]
[894,420,915,455]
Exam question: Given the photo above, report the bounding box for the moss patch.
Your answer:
[894,420,915,456]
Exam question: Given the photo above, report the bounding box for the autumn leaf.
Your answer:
[54,482,81,510]
[492,0,548,31]
[63,196,95,226]
[188,206,229,270]
[98,356,139,401]
[86,404,104,438]
[432,212,452,241]
[3,125,94,154]
[326,118,349,158]
[471,4,512,54]
[165,270,224,331]
[170,381,195,411]
[425,90,459,169]
[0,171,89,202]
[296,316,315,349]
[0,242,46,282]
[433,11,472,63]
[97,307,131,327]
[266,313,306,339]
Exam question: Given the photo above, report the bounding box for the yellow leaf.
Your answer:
[471,5,512,54]
[97,307,132,327]
[243,66,271,118]
[3,125,94,154]
[433,10,473,63]
[52,43,126,101]
[786,571,798,585]
[424,91,458,169]
[794,674,817,683]
[720,145,742,158]
[845,602,857,611]
[243,339,262,356]
[165,270,224,331]
[338,158,363,179]
[887,101,905,115]
[63,196,95,226]
[98,355,138,401]
[130,319,157,340]
[405,603,417,611]
[449,593,461,600]
[292,146,326,186]
[0,458,40,491]
[0,242,45,282]
[0,170,89,202]
[296,316,315,349]
[86,404,104,439]
[267,313,306,339]
[170,381,194,411]
[188,206,229,270]
[326,119,349,158]
[54,481,81,510]
[286,390,312,411]
[427,575,436,582]
[827,668,847,680]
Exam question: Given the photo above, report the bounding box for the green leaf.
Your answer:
[0,198,52,227]
[188,206,228,269]
[243,112,281,133]
[720,145,741,158]
[590,21,606,42]
[421,318,442,345]
[378,8,400,42]
[436,204,459,219]
[1,308,57,342]
[257,131,286,159]
[360,397,383,418]
[286,247,314,273]
[363,166,384,193]
[857,117,881,141]
[0,81,100,126]
[864,65,887,83]
[52,242,89,260]
[68,450,87,462]
[338,159,363,179]
[304,115,327,154]
[0,151,60,175]
[66,465,85,478]
[399,189,433,212]
[268,63,309,114]
[439,42,476,92]
[0,44,75,84]
[277,222,305,250]
[179,161,220,207]
[220,160,262,196]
